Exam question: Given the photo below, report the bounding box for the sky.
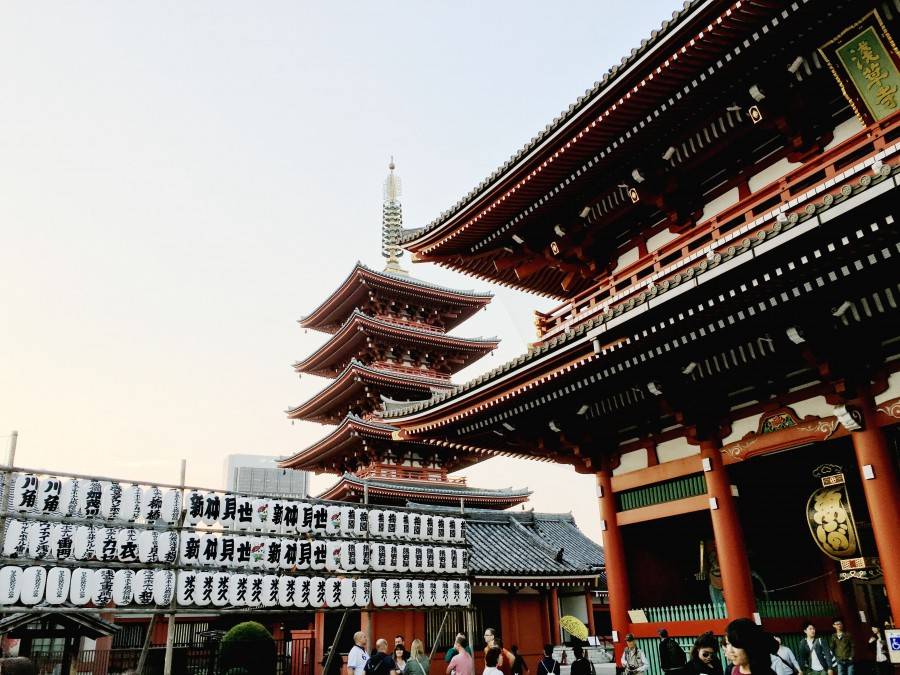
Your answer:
[0,1,683,544]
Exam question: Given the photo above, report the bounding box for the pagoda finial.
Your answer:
[382,157,406,274]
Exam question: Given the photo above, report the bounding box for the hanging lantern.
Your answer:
[282,501,300,534]
[409,546,423,573]
[370,543,386,571]
[356,509,369,536]
[194,572,214,607]
[280,538,298,570]
[339,541,356,571]
[398,512,411,539]
[446,518,458,542]
[50,523,75,561]
[262,538,282,570]
[251,498,272,533]
[218,535,237,568]
[185,490,205,526]
[371,578,388,607]
[161,489,182,525]
[112,569,135,606]
[436,547,448,573]
[71,525,97,561]
[116,528,139,563]
[211,572,231,607]
[235,535,255,568]
[297,503,313,534]
[159,531,178,565]
[310,505,328,534]
[400,579,414,607]
[99,481,123,520]
[326,505,342,535]
[437,580,450,607]
[424,580,438,607]
[384,544,398,572]
[435,517,447,541]
[371,510,386,536]
[247,574,265,607]
[355,578,370,607]
[294,541,311,571]
[20,566,46,605]
[459,549,468,574]
[261,574,279,607]
[321,577,338,608]
[461,581,471,606]
[153,570,175,606]
[423,547,435,574]
[180,532,201,566]
[57,478,80,517]
[278,574,297,607]
[395,545,410,573]
[339,578,355,607]
[310,540,327,571]
[27,521,53,560]
[79,480,104,519]
[140,486,164,523]
[46,567,71,605]
[325,541,343,572]
[69,568,93,606]
[133,569,155,605]
[354,542,370,571]
[0,566,22,605]
[137,530,159,564]
[308,576,326,608]
[207,493,227,528]
[248,537,267,569]
[38,477,63,515]
[386,579,401,607]
[412,579,425,606]
[294,576,311,609]
[423,515,435,541]
[91,568,115,606]
[199,533,219,568]
[270,501,286,533]
[10,473,39,513]
[176,571,199,606]
[409,513,422,540]
[340,506,357,533]
[234,496,255,531]
[227,573,250,607]
[456,518,466,543]
[96,527,119,562]
[2,519,29,558]
[385,510,398,538]
[119,485,142,522]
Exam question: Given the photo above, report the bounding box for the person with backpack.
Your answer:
[367,639,398,675]
[660,629,688,675]
[536,645,561,675]
[570,644,595,675]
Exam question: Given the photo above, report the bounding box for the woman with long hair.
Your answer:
[724,619,778,675]
[405,639,431,675]
[687,631,724,675]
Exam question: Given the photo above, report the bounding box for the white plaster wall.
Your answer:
[612,448,648,476]
[647,228,679,252]
[748,157,800,193]
[721,414,759,445]
[559,593,589,625]
[823,116,865,151]
[612,246,639,274]
[700,187,740,222]
[790,396,835,419]
[655,437,699,463]
[875,371,900,405]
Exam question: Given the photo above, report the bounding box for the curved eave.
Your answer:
[294,310,499,377]
[278,415,397,471]
[286,361,451,424]
[300,263,493,334]
[317,478,530,508]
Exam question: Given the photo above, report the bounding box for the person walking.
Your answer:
[405,639,431,675]
[660,629,688,675]
[723,618,778,675]
[771,637,801,675]
[348,631,370,675]
[367,639,397,675]
[447,635,475,675]
[536,645,561,675]
[570,644,595,675]
[866,626,890,675]
[622,634,650,675]
[828,619,854,675]
[797,622,836,675]
[687,631,725,675]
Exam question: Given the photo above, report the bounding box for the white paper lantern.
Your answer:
[339,506,357,533]
[325,541,342,572]
[20,566,46,605]
[153,569,175,606]
[262,574,279,607]
[262,538,281,570]
[282,501,300,533]
[217,534,237,567]
[79,480,104,518]
[398,512,411,539]
[461,581,471,605]
[211,572,231,607]
[0,566,23,605]
[386,578,401,607]
[339,541,356,571]
[97,527,119,562]
[11,473,40,513]
[412,579,425,606]
[137,530,159,564]
[232,496,253,531]
[385,510,398,538]
[198,533,219,567]
[248,537,267,569]
[277,574,297,607]
[119,485,142,522]
[422,515,435,541]
[227,573,250,607]
[246,574,264,607]
[355,578,370,607]
[297,503,313,534]
[294,540,310,571]
[409,546,423,573]
[435,516,447,542]
[310,540,326,571]
[356,509,369,536]
[326,505,342,535]
[99,482,123,520]
[194,572,215,607]
[233,536,251,567]
[425,580,438,607]
[159,531,179,564]
[204,493,224,527]
[423,547,435,573]
[324,577,341,608]
[371,578,388,607]
[437,580,450,607]
[294,576,311,608]
[369,509,384,536]
[59,479,81,517]
[446,518,458,542]
[397,545,411,573]
[458,549,468,574]
[456,518,466,543]
[435,547,448,573]
[339,578,355,607]
[2,519,29,558]
[47,524,73,562]
[28,521,53,560]
[116,528,139,563]
[46,567,71,605]
[251,498,272,532]
[38,477,63,515]
[308,576,326,608]
[354,542,370,571]
[176,571,199,606]
[112,569,135,606]
[370,543,386,571]
[71,525,95,561]
[220,494,238,529]
[383,544,397,572]
[180,532,201,566]
[269,501,287,533]
[310,505,328,533]
[133,569,156,605]
[91,568,115,606]
[140,486,163,523]
[409,513,422,540]
[185,490,205,526]
[279,538,298,570]
[400,579,414,607]
[70,568,93,605]
[161,489,182,525]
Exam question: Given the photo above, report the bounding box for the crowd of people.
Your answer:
[619,617,895,675]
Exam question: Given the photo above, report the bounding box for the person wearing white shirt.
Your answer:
[348,631,370,675]
[771,637,801,675]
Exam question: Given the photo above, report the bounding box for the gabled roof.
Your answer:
[278,414,397,471]
[300,262,493,334]
[0,611,121,639]
[317,472,531,506]
[294,310,499,378]
[286,360,451,424]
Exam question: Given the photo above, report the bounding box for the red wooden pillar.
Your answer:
[584,591,596,637]
[314,612,326,675]
[508,592,522,645]
[596,470,630,657]
[850,391,900,622]
[700,437,756,620]
[540,592,551,643]
[549,588,561,645]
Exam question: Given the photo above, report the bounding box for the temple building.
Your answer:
[384,0,900,664]
[281,161,607,671]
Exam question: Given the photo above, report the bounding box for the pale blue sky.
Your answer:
[1,1,683,543]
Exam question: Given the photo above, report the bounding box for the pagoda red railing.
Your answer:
[356,465,467,485]
[534,112,900,341]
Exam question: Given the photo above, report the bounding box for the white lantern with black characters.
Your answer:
[227,573,250,607]
[339,578,355,607]
[308,576,326,608]
[262,574,281,608]
[177,571,199,606]
[38,477,63,515]
[91,568,115,606]
[119,485,142,522]
[195,572,215,607]
[99,481,123,520]
[355,578,370,607]
[97,527,119,562]
[11,474,39,513]
[70,568,93,606]
[46,567,71,605]
[116,528,140,563]
[326,505,341,535]
[112,569,135,606]
[277,574,297,608]
[134,569,156,605]
[372,578,388,607]
[153,569,175,606]
[0,566,23,605]
[27,521,52,560]
[294,576,311,609]
[20,566,46,605]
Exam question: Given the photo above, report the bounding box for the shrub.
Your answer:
[219,622,276,675]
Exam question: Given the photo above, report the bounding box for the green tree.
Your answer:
[219,621,276,675]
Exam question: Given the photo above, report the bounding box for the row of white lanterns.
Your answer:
[0,565,471,609]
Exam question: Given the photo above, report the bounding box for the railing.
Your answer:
[617,474,706,511]
[535,112,900,340]
[357,465,467,485]
[633,603,728,623]
[631,599,838,625]
[757,599,837,618]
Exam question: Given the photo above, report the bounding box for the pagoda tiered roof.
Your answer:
[286,360,451,425]
[293,309,498,378]
[300,262,493,333]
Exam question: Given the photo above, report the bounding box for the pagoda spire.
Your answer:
[381,157,406,274]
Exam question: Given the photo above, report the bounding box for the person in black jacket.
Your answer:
[797,622,836,675]
[687,632,725,675]
[660,629,688,675]
[536,645,561,675]
[368,639,398,675]
[570,645,595,675]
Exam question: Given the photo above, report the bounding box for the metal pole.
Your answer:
[0,431,18,555]
[428,611,450,661]
[135,612,157,674]
[323,609,351,675]
[163,459,186,675]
